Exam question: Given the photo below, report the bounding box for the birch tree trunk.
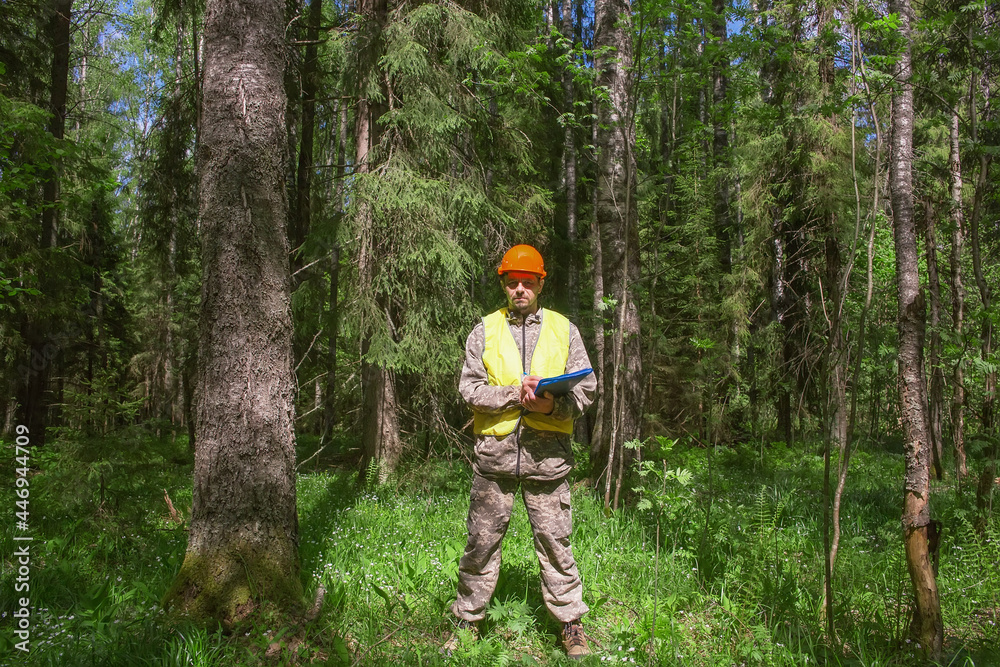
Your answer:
[889,0,943,654]
[165,0,301,621]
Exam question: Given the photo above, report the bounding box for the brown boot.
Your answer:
[561,620,590,659]
[441,619,478,655]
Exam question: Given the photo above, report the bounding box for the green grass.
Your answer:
[1,429,998,665]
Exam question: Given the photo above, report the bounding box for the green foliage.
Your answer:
[3,433,999,664]
[630,436,695,518]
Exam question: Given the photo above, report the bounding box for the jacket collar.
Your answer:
[505,307,542,326]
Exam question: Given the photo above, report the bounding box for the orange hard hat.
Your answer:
[497,244,546,278]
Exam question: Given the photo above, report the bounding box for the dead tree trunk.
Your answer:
[165,0,301,622]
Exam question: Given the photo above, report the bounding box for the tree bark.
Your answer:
[947,111,968,478]
[593,0,642,508]
[165,0,301,622]
[889,0,943,655]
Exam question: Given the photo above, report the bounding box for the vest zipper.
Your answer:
[517,317,527,479]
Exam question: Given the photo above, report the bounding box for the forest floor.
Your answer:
[1,427,999,666]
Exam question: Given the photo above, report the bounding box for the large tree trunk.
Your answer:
[947,111,968,478]
[355,0,402,483]
[165,0,301,622]
[889,0,943,655]
[592,0,642,509]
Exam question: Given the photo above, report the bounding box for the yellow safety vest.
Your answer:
[474,308,573,436]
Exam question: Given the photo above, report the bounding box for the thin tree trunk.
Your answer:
[561,0,579,318]
[166,0,301,621]
[830,27,881,600]
[710,0,730,277]
[948,111,968,478]
[291,0,323,282]
[821,234,847,643]
[589,92,606,468]
[968,75,994,433]
[889,0,943,654]
[924,200,945,480]
[817,0,843,640]
[561,0,589,449]
[323,100,348,441]
[355,0,401,483]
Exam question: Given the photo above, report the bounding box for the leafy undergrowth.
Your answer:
[1,429,998,665]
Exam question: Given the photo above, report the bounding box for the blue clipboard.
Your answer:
[534,368,593,396]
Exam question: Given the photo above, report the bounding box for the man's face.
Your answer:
[503,271,543,315]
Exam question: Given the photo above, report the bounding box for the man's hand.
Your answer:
[521,375,554,414]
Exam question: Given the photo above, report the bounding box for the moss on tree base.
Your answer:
[164,543,303,627]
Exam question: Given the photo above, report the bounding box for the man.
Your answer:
[445,244,597,659]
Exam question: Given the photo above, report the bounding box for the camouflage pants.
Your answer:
[451,474,589,623]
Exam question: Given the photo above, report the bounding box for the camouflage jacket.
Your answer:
[459,307,597,481]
